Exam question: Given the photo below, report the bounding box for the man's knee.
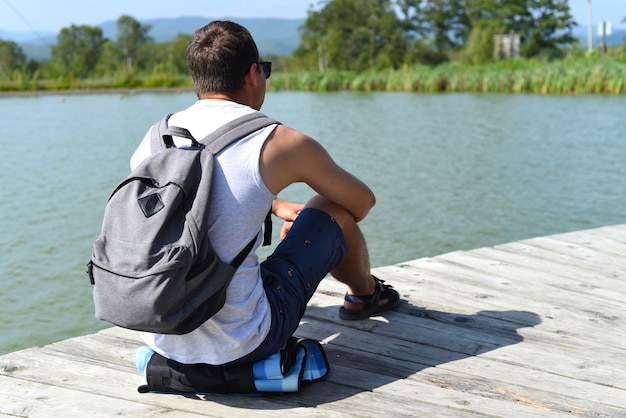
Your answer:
[304,195,354,231]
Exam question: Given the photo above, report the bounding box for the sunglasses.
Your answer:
[257,61,272,79]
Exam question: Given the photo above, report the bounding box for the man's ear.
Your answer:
[245,63,258,88]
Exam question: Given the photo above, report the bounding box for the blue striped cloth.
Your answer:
[252,339,329,392]
[136,339,329,394]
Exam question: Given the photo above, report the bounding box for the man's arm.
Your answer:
[261,125,375,223]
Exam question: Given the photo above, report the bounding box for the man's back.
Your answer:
[131,100,279,365]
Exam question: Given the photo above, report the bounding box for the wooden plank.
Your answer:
[554,229,626,258]
[470,246,625,303]
[395,254,626,340]
[520,234,626,270]
[492,241,624,291]
[584,224,626,243]
[0,375,212,418]
[413,249,625,310]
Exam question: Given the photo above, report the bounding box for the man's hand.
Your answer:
[272,199,305,239]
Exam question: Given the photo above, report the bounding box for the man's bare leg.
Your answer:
[304,194,375,295]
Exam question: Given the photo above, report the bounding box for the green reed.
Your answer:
[2,57,624,95]
[269,58,626,95]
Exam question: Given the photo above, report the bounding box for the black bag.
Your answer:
[136,337,330,394]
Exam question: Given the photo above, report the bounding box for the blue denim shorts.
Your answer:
[225,208,347,366]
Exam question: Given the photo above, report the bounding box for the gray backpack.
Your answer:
[87,112,280,334]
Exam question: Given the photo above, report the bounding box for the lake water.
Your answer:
[1,91,625,355]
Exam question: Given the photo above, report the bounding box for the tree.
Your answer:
[421,0,469,57]
[94,39,120,75]
[465,0,531,34]
[50,25,105,78]
[168,34,193,74]
[296,0,405,71]
[456,24,498,64]
[145,34,192,78]
[463,0,575,59]
[397,0,479,64]
[116,15,152,72]
[522,0,576,58]
[295,5,331,71]
[0,39,27,79]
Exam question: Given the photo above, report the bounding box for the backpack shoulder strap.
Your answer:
[209,112,282,252]
[200,112,281,154]
[200,112,281,253]
[149,112,280,155]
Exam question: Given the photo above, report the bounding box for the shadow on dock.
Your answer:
[168,303,541,408]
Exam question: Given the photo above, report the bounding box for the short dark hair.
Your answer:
[186,21,260,96]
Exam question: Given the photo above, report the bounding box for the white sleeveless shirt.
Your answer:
[130,100,278,365]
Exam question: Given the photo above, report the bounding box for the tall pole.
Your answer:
[601,21,607,55]
[587,0,593,52]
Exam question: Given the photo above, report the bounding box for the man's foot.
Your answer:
[339,276,400,320]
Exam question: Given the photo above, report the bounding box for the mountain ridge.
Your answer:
[1,16,624,62]
[1,16,304,60]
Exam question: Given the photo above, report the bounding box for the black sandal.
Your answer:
[339,276,400,320]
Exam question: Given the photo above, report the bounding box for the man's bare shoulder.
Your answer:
[269,124,313,147]
[260,124,331,194]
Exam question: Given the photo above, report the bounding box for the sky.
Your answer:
[0,0,624,35]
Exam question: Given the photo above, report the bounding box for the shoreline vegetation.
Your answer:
[2,58,625,96]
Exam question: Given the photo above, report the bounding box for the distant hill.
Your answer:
[3,18,624,62]
[1,17,304,61]
[0,29,55,43]
[571,25,626,48]
[100,17,304,55]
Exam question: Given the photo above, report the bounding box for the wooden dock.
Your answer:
[2,224,626,417]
